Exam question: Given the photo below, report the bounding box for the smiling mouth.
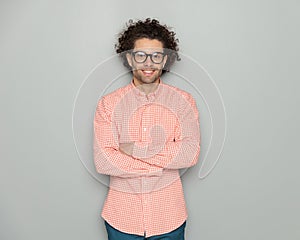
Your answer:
[141,69,156,76]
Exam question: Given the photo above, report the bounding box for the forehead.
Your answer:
[133,38,164,52]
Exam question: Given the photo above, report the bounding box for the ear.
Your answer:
[126,53,133,67]
[163,54,168,69]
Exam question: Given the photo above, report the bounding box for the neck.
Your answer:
[133,79,160,95]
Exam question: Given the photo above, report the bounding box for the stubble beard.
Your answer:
[132,68,163,86]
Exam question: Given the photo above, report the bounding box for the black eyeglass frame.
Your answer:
[131,51,166,64]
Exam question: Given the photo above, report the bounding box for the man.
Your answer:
[94,18,200,240]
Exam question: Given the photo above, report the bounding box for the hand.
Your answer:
[119,142,134,156]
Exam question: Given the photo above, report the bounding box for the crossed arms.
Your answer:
[93,94,200,178]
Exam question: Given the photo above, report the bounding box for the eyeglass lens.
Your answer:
[133,51,164,64]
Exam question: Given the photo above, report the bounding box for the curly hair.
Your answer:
[115,18,180,74]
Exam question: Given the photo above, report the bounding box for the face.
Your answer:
[126,38,167,86]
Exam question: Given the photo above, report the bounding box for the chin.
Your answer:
[134,71,161,85]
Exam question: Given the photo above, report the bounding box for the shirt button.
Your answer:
[143,128,147,132]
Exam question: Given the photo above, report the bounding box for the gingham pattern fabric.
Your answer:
[93,80,200,237]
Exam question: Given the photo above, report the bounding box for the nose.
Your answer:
[143,55,153,66]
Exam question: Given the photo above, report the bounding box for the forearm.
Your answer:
[132,138,200,169]
[94,140,163,178]
[131,112,200,169]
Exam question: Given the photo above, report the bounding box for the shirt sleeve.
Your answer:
[132,94,200,169]
[93,97,163,178]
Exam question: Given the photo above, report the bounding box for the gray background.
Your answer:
[1,0,299,239]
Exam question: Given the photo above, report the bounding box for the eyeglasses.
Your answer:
[131,51,166,64]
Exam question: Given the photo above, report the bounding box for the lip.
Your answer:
[141,69,155,76]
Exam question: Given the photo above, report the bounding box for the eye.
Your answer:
[152,52,164,63]
[133,51,147,63]
[136,51,146,58]
[152,53,161,58]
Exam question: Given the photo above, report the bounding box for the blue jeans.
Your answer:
[104,221,186,240]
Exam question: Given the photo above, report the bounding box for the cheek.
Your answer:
[131,63,143,70]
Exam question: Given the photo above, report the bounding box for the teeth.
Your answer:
[143,70,154,73]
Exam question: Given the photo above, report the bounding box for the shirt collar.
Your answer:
[130,79,163,100]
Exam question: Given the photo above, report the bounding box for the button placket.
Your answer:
[141,177,149,235]
[141,103,153,142]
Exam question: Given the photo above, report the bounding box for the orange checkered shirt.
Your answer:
[93,80,200,237]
